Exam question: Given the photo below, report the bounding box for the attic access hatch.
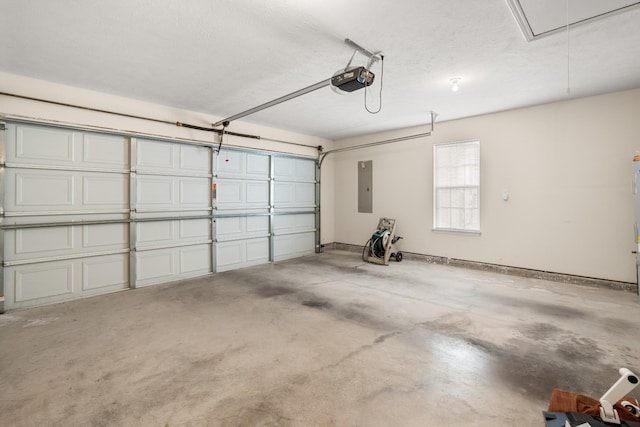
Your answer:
[507,0,640,40]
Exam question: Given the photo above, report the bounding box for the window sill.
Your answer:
[432,228,481,236]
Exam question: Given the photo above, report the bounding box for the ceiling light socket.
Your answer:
[449,77,462,92]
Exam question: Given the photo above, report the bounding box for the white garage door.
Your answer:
[272,156,317,261]
[213,149,317,271]
[0,122,318,311]
[132,138,213,287]
[2,123,130,310]
[213,150,270,272]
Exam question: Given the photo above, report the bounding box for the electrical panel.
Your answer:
[358,160,372,213]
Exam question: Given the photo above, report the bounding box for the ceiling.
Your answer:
[1,0,640,141]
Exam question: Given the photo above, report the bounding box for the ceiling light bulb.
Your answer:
[450,77,462,92]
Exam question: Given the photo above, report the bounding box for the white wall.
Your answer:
[0,71,335,245]
[333,88,640,283]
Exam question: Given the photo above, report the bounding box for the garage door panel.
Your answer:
[247,154,270,177]
[273,214,315,233]
[82,133,129,169]
[137,219,210,248]
[6,124,129,170]
[216,238,269,272]
[246,239,269,262]
[179,245,211,273]
[247,216,269,233]
[82,223,129,249]
[14,263,74,302]
[137,177,174,206]
[247,182,269,204]
[274,182,315,208]
[6,224,128,261]
[217,241,242,269]
[82,255,128,291]
[179,218,210,239]
[217,181,243,204]
[14,171,74,208]
[215,151,243,175]
[83,175,128,206]
[14,227,74,255]
[216,216,268,241]
[7,169,128,213]
[15,126,76,163]
[137,176,209,210]
[136,250,176,283]
[214,151,269,179]
[137,139,174,170]
[135,244,211,286]
[273,183,293,206]
[179,144,210,173]
[295,160,315,181]
[274,232,315,261]
[294,183,316,205]
[215,179,269,210]
[274,157,315,182]
[4,255,129,309]
[136,221,174,245]
[179,179,210,205]
[137,139,210,175]
[217,217,242,235]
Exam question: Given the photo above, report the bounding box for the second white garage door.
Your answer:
[213,149,317,271]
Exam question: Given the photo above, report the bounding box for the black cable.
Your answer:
[364,55,384,114]
[373,235,384,258]
[371,229,389,258]
[217,121,229,155]
[362,238,372,262]
[177,122,261,140]
[176,122,218,132]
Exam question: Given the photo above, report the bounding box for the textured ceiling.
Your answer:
[1,0,640,140]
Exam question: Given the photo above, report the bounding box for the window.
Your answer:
[433,140,480,232]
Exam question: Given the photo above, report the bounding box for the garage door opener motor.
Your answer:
[363,218,403,265]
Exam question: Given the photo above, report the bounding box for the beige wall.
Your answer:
[3,71,638,282]
[0,71,336,245]
[333,89,640,283]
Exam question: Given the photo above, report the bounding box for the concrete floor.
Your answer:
[1,250,639,427]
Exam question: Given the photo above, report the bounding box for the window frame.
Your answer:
[432,139,481,234]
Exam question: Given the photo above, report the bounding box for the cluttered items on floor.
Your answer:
[543,367,640,427]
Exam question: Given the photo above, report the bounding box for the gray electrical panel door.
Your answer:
[358,160,373,213]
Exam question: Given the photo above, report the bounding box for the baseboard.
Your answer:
[326,242,638,293]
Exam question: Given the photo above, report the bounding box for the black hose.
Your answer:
[362,238,372,262]
[371,229,388,258]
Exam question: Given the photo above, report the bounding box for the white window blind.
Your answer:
[433,140,480,232]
